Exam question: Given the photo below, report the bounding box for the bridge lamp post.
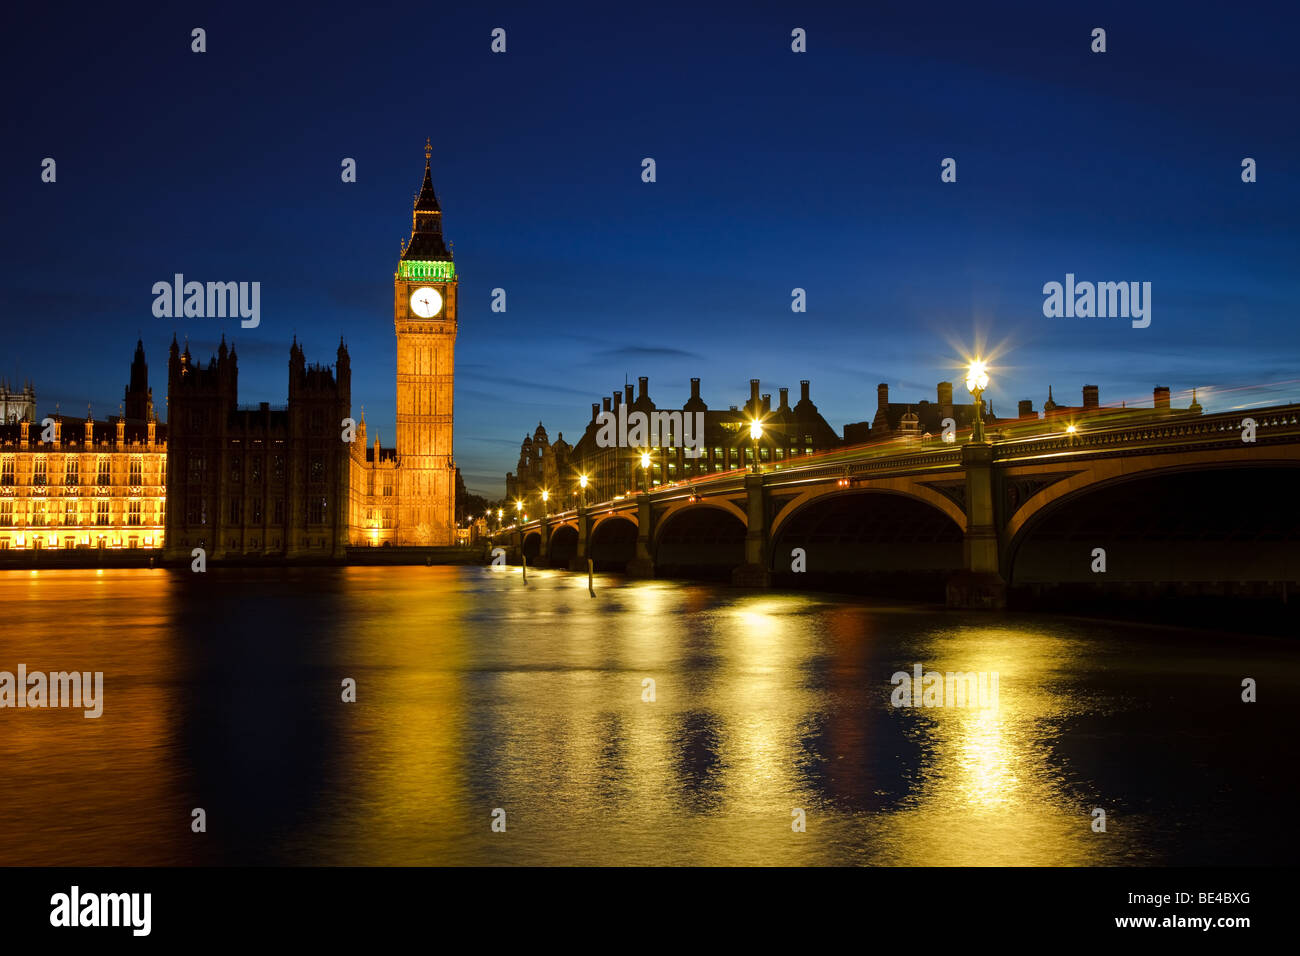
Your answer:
[578,474,588,509]
[514,499,523,526]
[639,451,652,493]
[749,420,763,473]
[540,489,549,517]
[966,361,990,443]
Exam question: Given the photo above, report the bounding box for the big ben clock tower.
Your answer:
[393,139,457,545]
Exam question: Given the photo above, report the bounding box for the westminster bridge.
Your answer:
[487,404,1300,608]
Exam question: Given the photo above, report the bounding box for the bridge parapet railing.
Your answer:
[993,405,1300,460]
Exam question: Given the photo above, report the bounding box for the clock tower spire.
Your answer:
[393,139,458,546]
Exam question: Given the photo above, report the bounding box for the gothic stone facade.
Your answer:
[164,337,351,560]
[514,377,843,508]
[350,142,458,547]
[0,342,166,553]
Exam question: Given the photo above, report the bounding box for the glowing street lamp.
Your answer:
[749,419,763,473]
[966,360,990,442]
[578,473,588,508]
[639,451,651,493]
[540,489,549,516]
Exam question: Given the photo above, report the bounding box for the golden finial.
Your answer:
[425,137,432,161]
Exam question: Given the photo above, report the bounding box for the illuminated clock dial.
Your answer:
[410,286,442,318]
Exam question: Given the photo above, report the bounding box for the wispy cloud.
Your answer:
[590,346,704,361]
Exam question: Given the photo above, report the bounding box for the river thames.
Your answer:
[0,566,1294,866]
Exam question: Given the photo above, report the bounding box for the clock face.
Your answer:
[410,286,442,318]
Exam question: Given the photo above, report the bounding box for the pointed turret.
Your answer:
[125,338,153,422]
[401,139,452,262]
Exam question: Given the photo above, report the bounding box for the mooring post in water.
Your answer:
[522,553,527,583]
[588,557,594,597]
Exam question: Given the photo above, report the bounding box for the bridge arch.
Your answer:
[589,514,638,571]
[770,478,966,539]
[1003,444,1300,544]
[591,511,637,532]
[522,531,542,562]
[653,498,747,542]
[1005,461,1300,589]
[769,488,964,598]
[654,502,747,578]
[548,523,579,567]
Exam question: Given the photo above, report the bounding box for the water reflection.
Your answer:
[0,567,1293,865]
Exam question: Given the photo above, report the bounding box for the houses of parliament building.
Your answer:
[0,143,460,560]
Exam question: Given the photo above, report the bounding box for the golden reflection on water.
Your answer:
[0,566,1266,865]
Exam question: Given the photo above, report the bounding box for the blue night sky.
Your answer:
[3,1,1297,497]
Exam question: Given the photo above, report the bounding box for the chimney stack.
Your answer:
[690,378,701,401]
[800,380,810,403]
[761,393,771,414]
[638,376,648,401]
[1153,385,1170,409]
[603,396,612,413]
[778,387,789,410]
[937,381,953,407]
[591,403,600,423]
[877,383,889,409]
[1082,385,1099,409]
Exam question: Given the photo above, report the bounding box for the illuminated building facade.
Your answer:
[351,140,458,546]
[3,143,461,560]
[0,379,36,424]
[843,381,1202,443]
[519,377,842,506]
[505,423,572,510]
[0,342,166,552]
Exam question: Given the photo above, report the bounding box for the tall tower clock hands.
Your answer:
[409,286,442,318]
